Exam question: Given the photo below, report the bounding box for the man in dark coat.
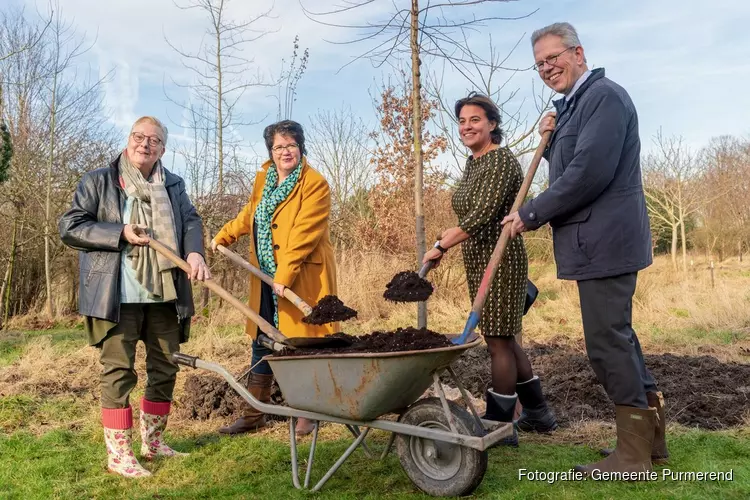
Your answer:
[502,22,669,476]
[59,116,210,478]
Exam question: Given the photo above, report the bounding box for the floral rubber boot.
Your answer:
[140,398,188,460]
[102,407,151,478]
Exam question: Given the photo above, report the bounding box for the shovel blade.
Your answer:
[283,336,352,349]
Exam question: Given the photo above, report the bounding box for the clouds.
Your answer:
[14,0,750,159]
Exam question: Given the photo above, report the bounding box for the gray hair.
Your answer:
[531,22,582,49]
[131,116,169,147]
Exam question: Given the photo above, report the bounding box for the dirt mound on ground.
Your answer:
[447,343,750,429]
[176,371,287,422]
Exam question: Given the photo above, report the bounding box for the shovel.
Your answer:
[147,237,351,349]
[215,244,356,327]
[452,132,551,345]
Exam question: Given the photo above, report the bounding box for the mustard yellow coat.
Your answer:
[214,157,339,338]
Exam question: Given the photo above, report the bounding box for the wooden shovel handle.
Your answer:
[216,244,314,317]
[471,132,551,316]
[147,237,289,345]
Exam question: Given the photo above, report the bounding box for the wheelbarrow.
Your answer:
[173,337,513,497]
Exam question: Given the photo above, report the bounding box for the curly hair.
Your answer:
[263,120,307,158]
[454,92,503,144]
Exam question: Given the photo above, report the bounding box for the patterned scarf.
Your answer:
[119,152,179,302]
[254,161,302,326]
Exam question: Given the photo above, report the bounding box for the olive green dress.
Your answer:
[452,147,527,337]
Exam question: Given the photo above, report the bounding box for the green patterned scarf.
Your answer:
[254,161,302,326]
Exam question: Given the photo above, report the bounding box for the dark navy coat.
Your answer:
[519,68,652,280]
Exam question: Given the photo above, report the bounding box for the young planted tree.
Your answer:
[303,0,532,327]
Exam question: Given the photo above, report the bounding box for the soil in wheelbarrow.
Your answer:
[275,327,453,357]
[302,294,358,325]
[444,342,750,429]
[383,271,434,302]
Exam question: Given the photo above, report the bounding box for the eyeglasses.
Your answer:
[272,143,300,153]
[131,132,163,147]
[533,46,575,72]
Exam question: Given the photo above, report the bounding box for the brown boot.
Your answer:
[218,372,274,436]
[575,405,656,478]
[600,391,669,464]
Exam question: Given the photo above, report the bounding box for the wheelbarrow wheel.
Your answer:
[396,398,487,497]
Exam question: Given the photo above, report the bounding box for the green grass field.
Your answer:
[0,426,748,499]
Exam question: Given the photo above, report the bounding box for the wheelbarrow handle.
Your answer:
[216,244,313,316]
[172,352,198,368]
[454,131,551,345]
[147,237,290,347]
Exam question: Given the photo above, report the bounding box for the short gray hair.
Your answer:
[131,116,169,147]
[531,22,582,49]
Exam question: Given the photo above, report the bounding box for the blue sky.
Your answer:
[13,0,750,171]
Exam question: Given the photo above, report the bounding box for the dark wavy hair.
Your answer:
[454,92,503,144]
[263,120,307,158]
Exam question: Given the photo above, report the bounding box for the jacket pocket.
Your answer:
[304,251,323,264]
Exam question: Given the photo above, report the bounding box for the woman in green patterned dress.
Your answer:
[422,93,557,445]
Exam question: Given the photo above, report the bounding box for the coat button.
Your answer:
[529,212,536,221]
[272,223,278,229]
[273,244,280,250]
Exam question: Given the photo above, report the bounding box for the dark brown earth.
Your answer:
[383,271,434,302]
[275,327,452,357]
[302,295,358,325]
[445,343,750,430]
[179,342,750,429]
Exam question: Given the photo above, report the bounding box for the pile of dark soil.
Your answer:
[446,343,750,429]
[383,271,434,302]
[302,295,358,325]
[275,327,452,357]
[176,372,286,422]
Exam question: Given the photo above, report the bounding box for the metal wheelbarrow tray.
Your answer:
[174,337,512,497]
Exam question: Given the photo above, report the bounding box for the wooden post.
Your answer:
[710,260,715,289]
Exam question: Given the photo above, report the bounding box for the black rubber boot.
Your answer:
[515,376,558,433]
[483,389,518,447]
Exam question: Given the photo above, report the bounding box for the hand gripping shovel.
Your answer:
[147,238,350,349]
[452,132,550,345]
[214,244,355,346]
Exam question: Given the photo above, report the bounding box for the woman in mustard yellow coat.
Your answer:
[212,120,337,436]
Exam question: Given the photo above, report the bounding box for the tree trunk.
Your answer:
[670,224,678,270]
[410,0,427,328]
[679,216,688,272]
[44,61,59,319]
[216,23,224,195]
[3,216,19,327]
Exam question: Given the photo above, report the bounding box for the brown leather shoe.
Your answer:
[218,372,274,436]
[295,417,316,437]
[576,405,656,478]
[600,391,669,464]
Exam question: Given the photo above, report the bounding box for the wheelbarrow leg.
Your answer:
[304,422,320,489]
[312,428,370,493]
[345,425,374,458]
[290,417,322,489]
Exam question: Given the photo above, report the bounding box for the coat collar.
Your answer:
[109,152,181,188]
[256,156,310,220]
[552,67,606,116]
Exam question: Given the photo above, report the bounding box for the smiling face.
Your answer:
[272,133,302,178]
[126,121,165,173]
[533,34,587,95]
[458,104,496,154]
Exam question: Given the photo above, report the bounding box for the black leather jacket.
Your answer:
[59,154,204,341]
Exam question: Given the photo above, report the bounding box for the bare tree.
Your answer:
[307,105,373,246]
[272,35,310,120]
[166,0,275,195]
[643,131,721,270]
[302,0,533,327]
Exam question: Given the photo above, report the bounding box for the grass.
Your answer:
[0,328,84,366]
[0,426,748,499]
[0,253,748,498]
